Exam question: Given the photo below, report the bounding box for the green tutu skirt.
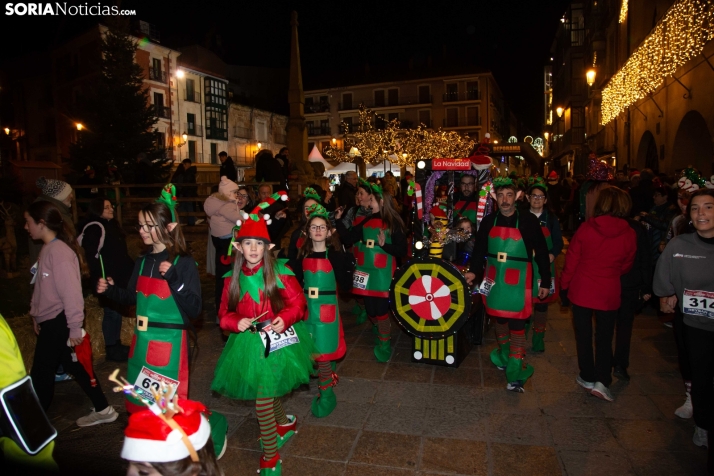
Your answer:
[211,321,316,400]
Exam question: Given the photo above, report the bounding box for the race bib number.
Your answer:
[133,366,179,403]
[537,278,556,295]
[683,289,714,319]
[259,325,300,353]
[353,270,370,291]
[477,277,495,296]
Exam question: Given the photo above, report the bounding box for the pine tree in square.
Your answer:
[69,25,172,186]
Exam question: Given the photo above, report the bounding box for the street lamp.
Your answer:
[76,123,83,131]
[3,127,8,135]
[182,132,188,143]
[257,142,262,150]
[544,131,550,141]
[176,69,185,79]
[586,69,596,86]
[556,107,564,118]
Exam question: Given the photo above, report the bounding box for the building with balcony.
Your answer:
[303,69,511,156]
[174,45,229,165]
[547,0,714,177]
[174,45,287,168]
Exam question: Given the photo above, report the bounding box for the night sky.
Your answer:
[1,0,570,133]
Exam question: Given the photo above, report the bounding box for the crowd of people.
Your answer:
[5,146,713,475]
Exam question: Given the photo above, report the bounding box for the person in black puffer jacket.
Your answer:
[77,197,135,361]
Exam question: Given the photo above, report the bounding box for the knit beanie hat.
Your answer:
[36,176,72,202]
[218,176,238,197]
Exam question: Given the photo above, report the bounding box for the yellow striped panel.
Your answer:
[438,338,445,360]
[447,335,454,353]
[431,340,437,359]
[415,337,421,351]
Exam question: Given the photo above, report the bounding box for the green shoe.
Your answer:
[374,334,392,362]
[259,453,281,475]
[531,330,545,353]
[311,386,337,418]
[352,303,367,324]
[505,356,534,384]
[208,410,228,459]
[490,342,510,370]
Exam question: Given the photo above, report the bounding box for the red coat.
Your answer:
[561,216,636,311]
[219,261,307,333]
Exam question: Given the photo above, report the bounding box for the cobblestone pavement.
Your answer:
[47,299,709,475]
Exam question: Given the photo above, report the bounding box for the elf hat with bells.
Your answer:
[230,191,288,252]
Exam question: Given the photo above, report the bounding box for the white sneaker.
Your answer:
[674,392,693,419]
[591,382,614,402]
[76,406,118,427]
[576,375,595,390]
[693,426,709,448]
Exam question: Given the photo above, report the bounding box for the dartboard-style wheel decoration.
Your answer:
[390,257,471,339]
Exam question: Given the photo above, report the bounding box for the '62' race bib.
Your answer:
[353,270,370,291]
[259,325,300,353]
[683,289,714,319]
[133,366,179,403]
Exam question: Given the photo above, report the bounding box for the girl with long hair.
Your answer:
[211,193,313,476]
[293,204,352,418]
[655,189,714,463]
[97,186,200,412]
[336,179,406,362]
[25,200,117,427]
[286,187,322,260]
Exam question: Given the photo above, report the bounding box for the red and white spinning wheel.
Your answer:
[408,275,452,320]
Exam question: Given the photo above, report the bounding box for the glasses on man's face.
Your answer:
[530,195,546,200]
[309,225,328,232]
[135,223,159,233]
[236,193,249,199]
[461,181,475,187]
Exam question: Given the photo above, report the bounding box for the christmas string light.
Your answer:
[324,104,475,167]
[619,0,628,23]
[602,0,714,125]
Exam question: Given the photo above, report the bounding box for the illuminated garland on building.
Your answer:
[619,0,628,23]
[602,0,714,125]
[324,105,475,167]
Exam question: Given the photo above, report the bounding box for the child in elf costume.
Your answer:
[111,371,222,476]
[526,178,563,352]
[98,185,227,456]
[336,180,406,362]
[286,187,322,260]
[292,203,352,417]
[211,193,314,476]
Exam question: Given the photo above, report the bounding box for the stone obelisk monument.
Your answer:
[286,11,310,189]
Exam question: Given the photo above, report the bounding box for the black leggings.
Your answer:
[364,297,389,316]
[494,317,526,331]
[30,312,108,412]
[685,324,714,432]
[212,236,232,314]
[672,309,692,381]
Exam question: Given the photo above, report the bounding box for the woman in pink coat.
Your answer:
[561,187,636,402]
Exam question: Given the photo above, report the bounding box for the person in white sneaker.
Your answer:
[654,188,714,463]
[24,201,117,428]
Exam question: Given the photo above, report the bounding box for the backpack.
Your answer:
[77,221,105,258]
